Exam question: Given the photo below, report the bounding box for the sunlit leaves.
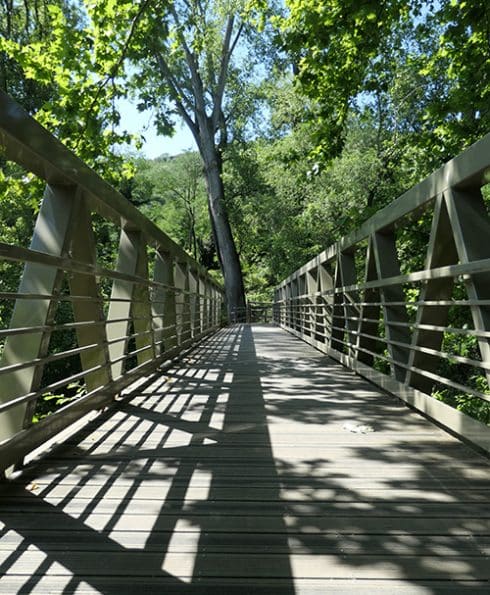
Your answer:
[0,0,159,183]
[131,152,212,262]
[278,0,490,163]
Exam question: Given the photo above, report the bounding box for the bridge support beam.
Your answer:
[0,185,94,444]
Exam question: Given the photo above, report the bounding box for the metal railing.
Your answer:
[0,91,224,474]
[230,302,275,323]
[274,133,490,454]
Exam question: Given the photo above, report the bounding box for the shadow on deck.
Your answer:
[0,324,489,594]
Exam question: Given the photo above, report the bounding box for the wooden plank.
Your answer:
[0,325,489,591]
[11,473,488,491]
[40,445,486,465]
[3,511,489,535]
[0,549,489,580]
[2,486,488,503]
[0,577,487,595]
[1,530,488,556]
[2,497,489,518]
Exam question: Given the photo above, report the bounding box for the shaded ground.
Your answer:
[0,324,489,593]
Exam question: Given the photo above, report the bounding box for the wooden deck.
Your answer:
[0,324,489,594]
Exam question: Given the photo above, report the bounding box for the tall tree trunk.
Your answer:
[198,130,246,320]
[151,11,248,321]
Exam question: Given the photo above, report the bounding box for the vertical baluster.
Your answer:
[106,229,152,380]
[151,251,166,355]
[317,262,333,344]
[446,188,490,381]
[356,236,382,367]
[68,194,112,392]
[331,251,357,355]
[406,195,457,391]
[0,185,78,443]
[372,231,411,382]
[174,261,190,345]
[188,268,200,338]
[305,269,317,337]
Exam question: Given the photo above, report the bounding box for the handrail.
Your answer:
[0,91,225,474]
[274,133,490,454]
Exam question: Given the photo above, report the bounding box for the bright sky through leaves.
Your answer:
[117,97,197,158]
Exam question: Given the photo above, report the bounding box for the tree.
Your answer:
[2,1,278,315]
[279,0,490,163]
[84,0,275,316]
[278,0,415,158]
[1,0,56,111]
[0,0,139,184]
[0,0,78,332]
[128,152,213,264]
[137,0,271,315]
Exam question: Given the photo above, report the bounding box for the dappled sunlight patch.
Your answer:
[161,519,201,584]
[342,421,375,433]
[155,428,193,449]
[0,543,99,593]
[187,468,213,501]
[421,556,474,577]
[209,406,226,431]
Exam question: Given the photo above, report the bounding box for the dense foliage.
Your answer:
[280,0,490,163]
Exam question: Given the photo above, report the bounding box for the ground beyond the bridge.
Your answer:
[0,324,489,593]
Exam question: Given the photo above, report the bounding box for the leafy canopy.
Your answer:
[279,0,490,161]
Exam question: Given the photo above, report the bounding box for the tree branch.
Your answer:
[74,0,152,148]
[212,17,243,132]
[153,51,201,144]
[168,3,207,119]
[88,0,152,114]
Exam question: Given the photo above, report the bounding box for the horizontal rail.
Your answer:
[0,241,220,297]
[230,302,275,323]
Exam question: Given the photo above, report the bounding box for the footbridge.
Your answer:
[0,91,489,593]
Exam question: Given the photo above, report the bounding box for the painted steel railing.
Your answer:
[230,302,275,323]
[274,133,490,453]
[0,92,224,474]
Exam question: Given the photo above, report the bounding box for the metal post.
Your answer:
[0,185,78,443]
